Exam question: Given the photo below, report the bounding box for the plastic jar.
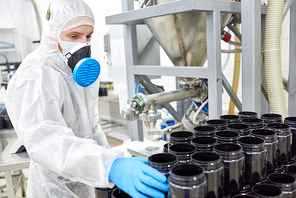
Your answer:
[238,111,258,119]
[267,173,296,198]
[191,136,217,151]
[95,188,113,198]
[241,118,264,130]
[261,113,283,125]
[232,195,257,198]
[228,123,251,136]
[206,119,227,131]
[111,188,131,198]
[192,151,224,198]
[148,153,178,178]
[169,164,207,198]
[237,136,267,185]
[169,143,197,164]
[252,183,282,198]
[169,131,194,145]
[220,114,241,124]
[284,117,296,163]
[163,143,169,153]
[193,126,216,137]
[214,143,245,196]
[250,129,278,174]
[267,123,292,167]
[214,130,240,143]
[286,165,296,178]
[148,153,178,198]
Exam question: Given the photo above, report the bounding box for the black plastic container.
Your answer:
[252,184,282,198]
[169,143,197,164]
[148,153,178,178]
[261,113,283,125]
[206,119,227,131]
[99,85,108,97]
[193,126,216,137]
[267,123,292,166]
[232,195,256,198]
[111,188,131,198]
[214,130,240,143]
[228,123,251,136]
[163,143,169,153]
[250,129,278,174]
[267,173,296,198]
[191,137,217,151]
[284,117,296,163]
[169,131,194,145]
[148,153,177,198]
[2,114,13,129]
[238,111,258,119]
[238,136,267,185]
[192,151,224,198]
[214,143,245,197]
[169,164,207,198]
[220,114,241,124]
[286,165,296,178]
[95,188,113,198]
[232,195,257,198]
[0,115,3,130]
[241,118,264,130]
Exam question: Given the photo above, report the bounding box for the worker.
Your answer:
[4,0,168,197]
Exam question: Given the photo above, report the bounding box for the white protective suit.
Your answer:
[4,0,123,197]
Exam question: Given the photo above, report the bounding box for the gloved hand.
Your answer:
[109,157,168,198]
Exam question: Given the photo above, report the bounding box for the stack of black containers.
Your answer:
[155,111,296,198]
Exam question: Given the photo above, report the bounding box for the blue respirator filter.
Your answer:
[73,58,101,87]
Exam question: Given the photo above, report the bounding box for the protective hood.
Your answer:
[41,0,94,73]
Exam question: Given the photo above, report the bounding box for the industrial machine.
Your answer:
[121,0,235,133]
[106,0,295,140]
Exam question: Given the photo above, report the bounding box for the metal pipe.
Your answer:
[145,88,193,106]
[139,75,182,121]
[227,23,242,41]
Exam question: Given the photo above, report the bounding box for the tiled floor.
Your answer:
[0,135,124,198]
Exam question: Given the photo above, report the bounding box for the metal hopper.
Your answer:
[140,0,233,67]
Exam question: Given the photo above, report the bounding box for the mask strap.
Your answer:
[57,36,69,54]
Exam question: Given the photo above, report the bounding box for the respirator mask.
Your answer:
[60,40,101,87]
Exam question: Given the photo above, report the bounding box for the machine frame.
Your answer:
[106,0,296,141]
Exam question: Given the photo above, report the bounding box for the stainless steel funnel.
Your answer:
[140,0,233,67]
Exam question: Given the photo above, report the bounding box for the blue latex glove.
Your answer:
[109,157,168,198]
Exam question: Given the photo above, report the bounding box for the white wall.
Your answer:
[0,0,36,62]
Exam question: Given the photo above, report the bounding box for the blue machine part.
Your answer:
[161,118,175,129]
[194,100,209,113]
